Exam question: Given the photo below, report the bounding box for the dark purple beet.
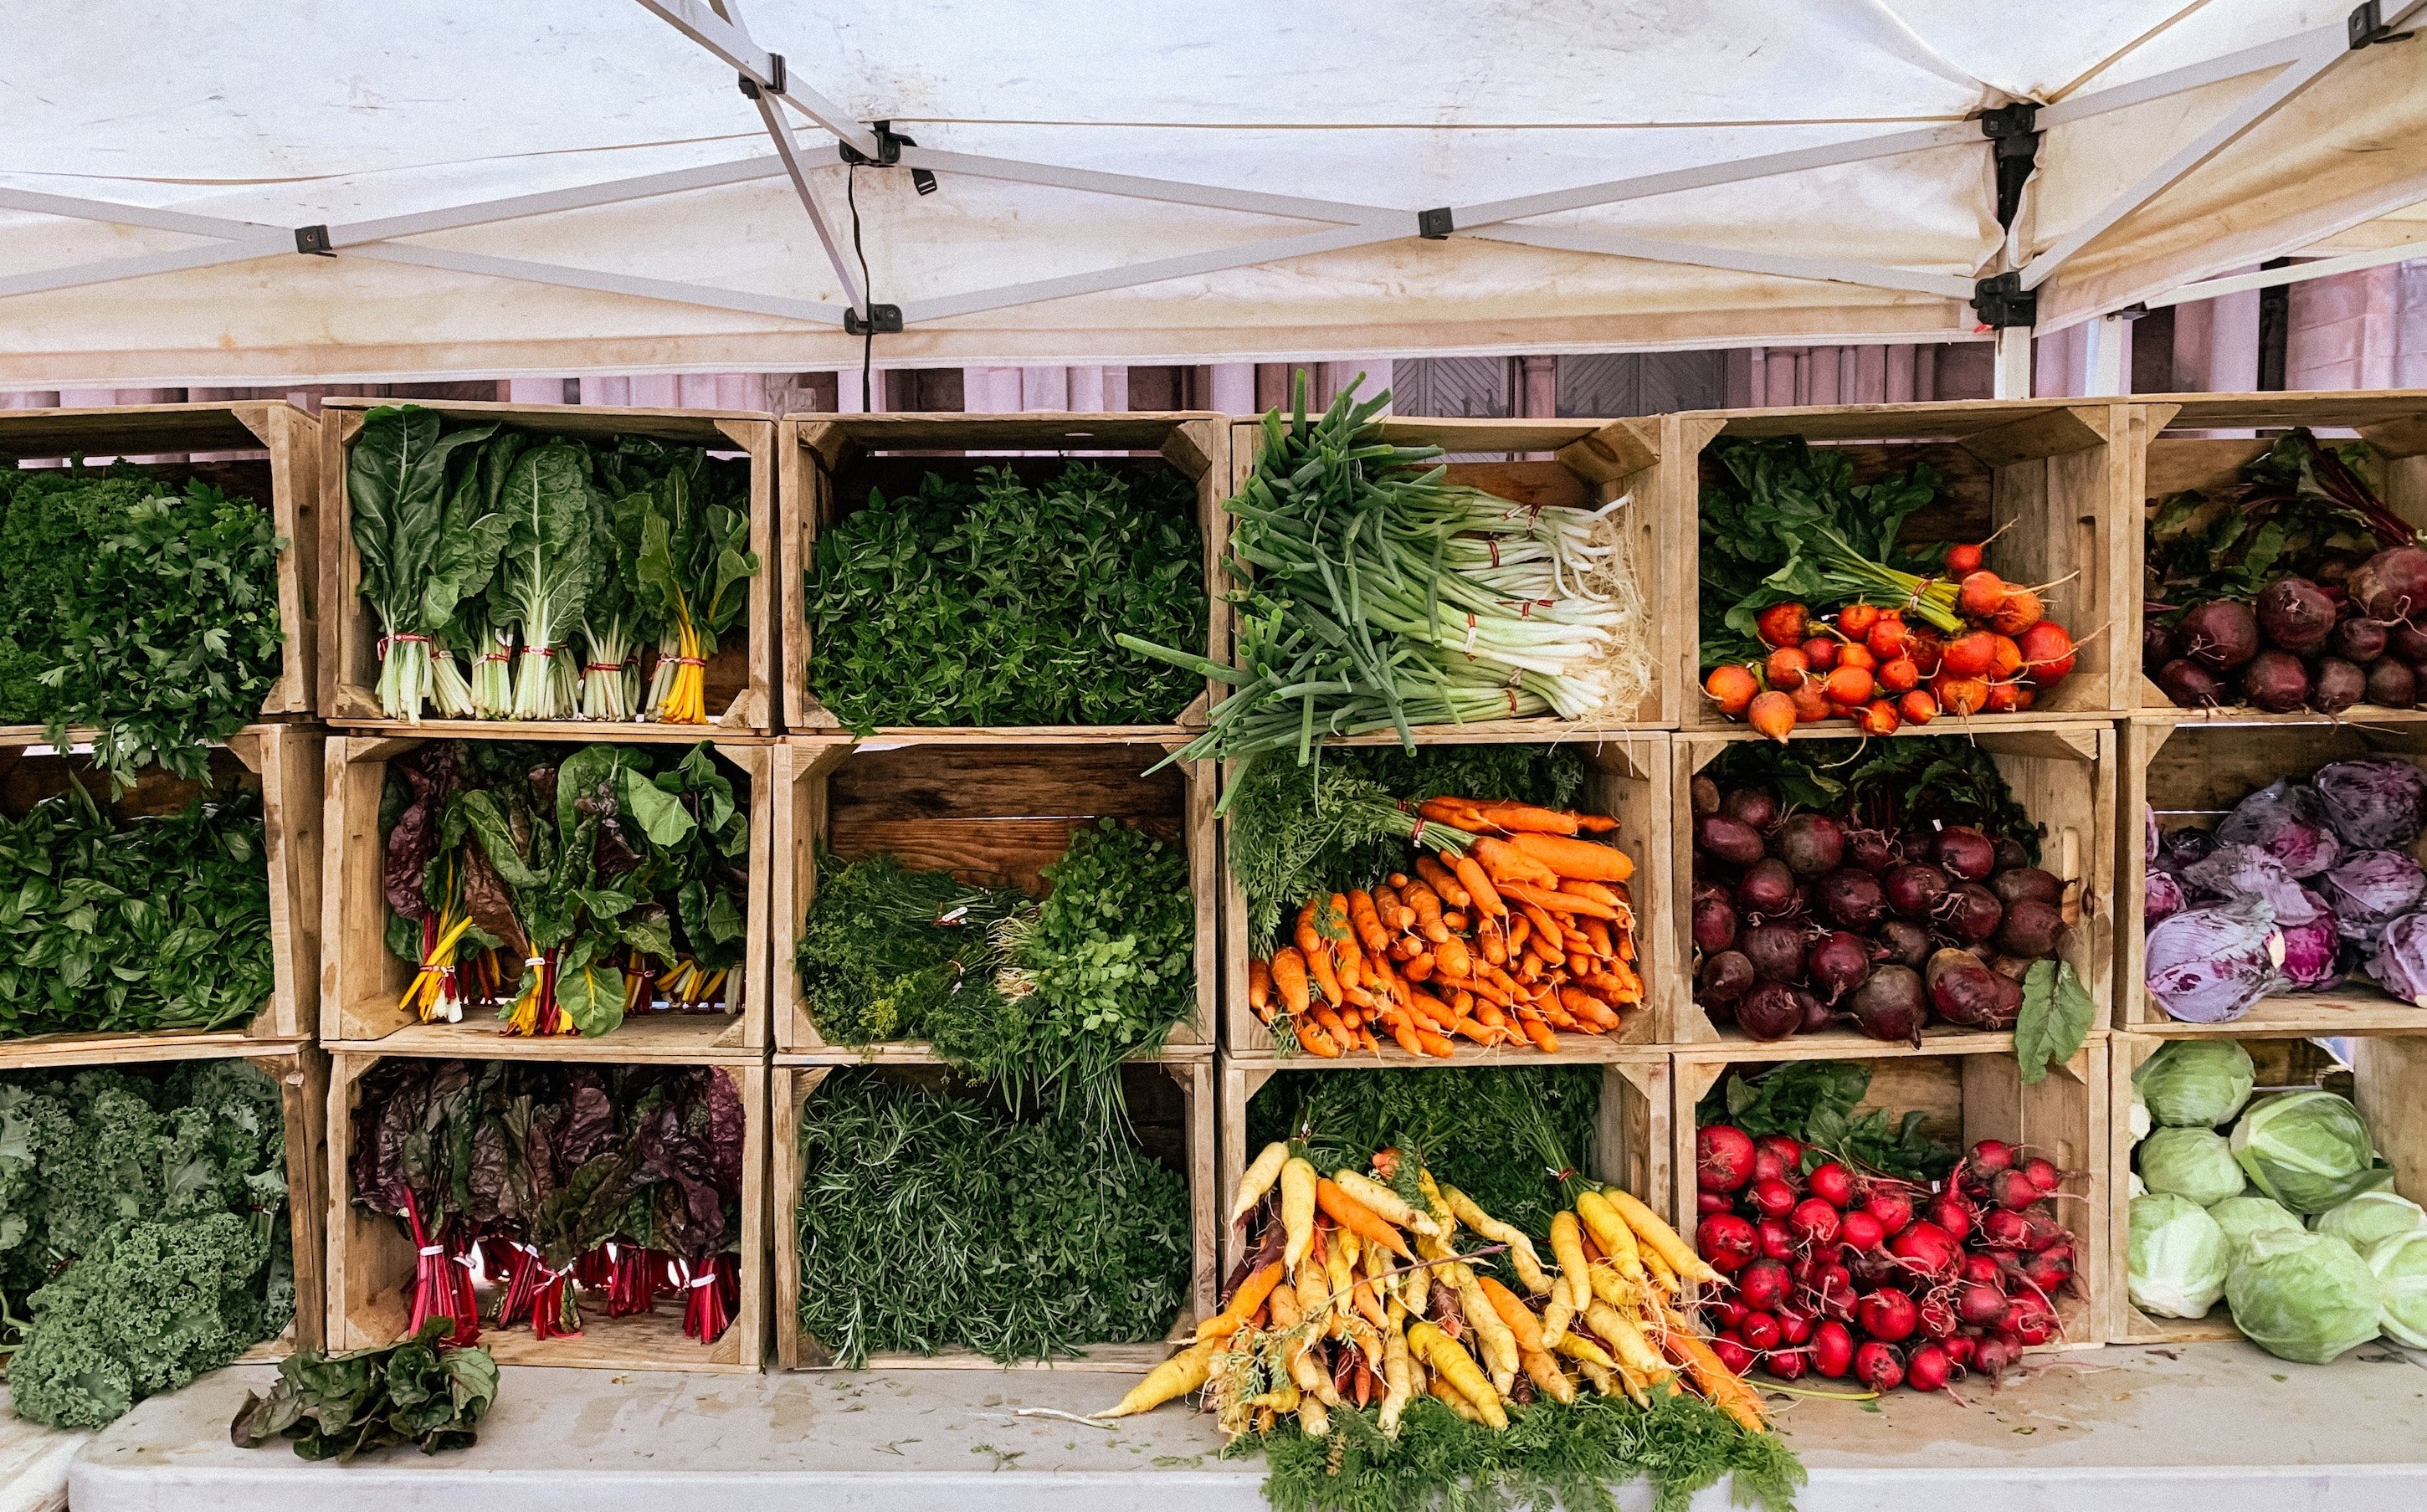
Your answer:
[2256,577,2335,652]
[1845,828,1897,873]
[1693,893,1741,954]
[2396,622,2427,662]
[1884,862,1952,920]
[1696,814,1767,867]
[1942,883,2004,942]
[1691,774,1721,817]
[1736,858,1796,917]
[2142,619,2176,670]
[2368,658,2419,709]
[1877,919,1932,969]
[1815,869,1887,930]
[1721,788,1780,830]
[1775,813,1846,878]
[1926,947,2004,1027]
[1697,950,1755,1006]
[2241,649,2310,713]
[1989,868,2062,909]
[1742,922,1809,982]
[1850,965,1926,1045]
[1795,988,1834,1035]
[2177,601,2260,671]
[1984,971,2025,1029]
[2311,656,2367,715]
[1935,827,1997,882]
[2350,546,2427,623]
[2332,616,2389,664]
[1807,930,1874,1002]
[1737,982,1803,1041]
[1994,898,2065,958]
[2158,659,2224,708]
[1992,836,2031,873]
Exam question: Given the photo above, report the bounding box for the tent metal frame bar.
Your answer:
[346,243,850,325]
[2142,238,2427,310]
[633,0,879,159]
[1466,224,1975,300]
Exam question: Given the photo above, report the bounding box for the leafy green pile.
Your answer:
[0,462,285,787]
[0,781,272,1040]
[1246,1066,1599,1243]
[791,852,1024,1044]
[2147,428,2408,612]
[1247,1392,1803,1512]
[805,463,1207,730]
[1699,435,1943,671]
[793,1070,1191,1366]
[0,1061,292,1428]
[1710,735,2038,862]
[232,1320,498,1462]
[1229,744,1584,952]
[1696,1061,1956,1185]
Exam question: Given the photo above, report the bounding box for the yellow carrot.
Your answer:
[1575,1189,1648,1290]
[1332,1168,1439,1236]
[1550,1212,1593,1313]
[1096,1339,1215,1418]
[1604,1187,1724,1286]
[1230,1142,1290,1226]
[1379,1321,1414,1435]
[1408,1321,1507,1430]
[1522,1348,1578,1405]
[1280,1157,1319,1269]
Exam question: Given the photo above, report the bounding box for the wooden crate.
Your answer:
[0,402,320,722]
[781,413,1228,736]
[1677,1035,2113,1346]
[327,1048,766,1371]
[1218,1053,1670,1272]
[1673,718,2116,1048]
[770,735,1216,1055]
[316,397,776,735]
[2122,714,2427,1035]
[2108,1028,2427,1345]
[2131,391,2427,718]
[1224,415,1675,731]
[1219,732,1672,1059]
[1670,400,2135,729]
[770,1053,1215,1370]
[0,722,321,1061]
[319,734,770,1053]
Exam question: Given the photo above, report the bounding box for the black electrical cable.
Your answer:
[848,162,875,411]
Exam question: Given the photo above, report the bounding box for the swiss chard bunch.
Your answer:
[231,1320,499,1462]
[2146,427,2410,612]
[630,448,757,725]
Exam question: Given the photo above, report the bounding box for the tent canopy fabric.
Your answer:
[1,0,2422,385]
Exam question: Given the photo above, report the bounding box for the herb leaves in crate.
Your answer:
[1695,1061,1956,1185]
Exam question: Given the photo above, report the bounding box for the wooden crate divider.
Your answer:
[0,723,321,1063]
[1220,733,1671,1060]
[1224,415,1675,731]
[780,413,1229,737]
[2121,714,2427,1035]
[320,734,770,1055]
[0,402,321,722]
[1665,400,2134,728]
[327,1048,766,1371]
[1672,718,2116,1047]
[1217,1053,1670,1274]
[315,397,776,735]
[2131,391,2427,718]
[771,1053,1216,1371]
[1676,1035,2114,1346]
[2108,1028,2427,1346]
[771,735,1217,1056]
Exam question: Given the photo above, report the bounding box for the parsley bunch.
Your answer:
[804,463,1207,730]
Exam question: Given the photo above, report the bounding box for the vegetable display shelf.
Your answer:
[325,1046,767,1372]
[1214,1050,1670,1273]
[2129,391,2427,720]
[2122,713,2427,1035]
[1673,717,2116,1048]
[1223,413,1677,733]
[1673,1034,2114,1347]
[319,734,772,1054]
[0,401,321,728]
[1219,733,1674,1058]
[316,397,777,737]
[770,735,1216,1057]
[2106,1027,2427,1348]
[769,1051,1215,1371]
[0,721,322,1064]
[780,413,1230,740]
[1674,399,2137,730]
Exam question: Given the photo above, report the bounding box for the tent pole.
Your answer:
[0,234,296,300]
[1993,328,2034,399]
[1470,226,1973,299]
[346,244,848,325]
[632,0,879,158]
[2082,314,2133,396]
[896,224,1410,322]
[2140,239,2427,310]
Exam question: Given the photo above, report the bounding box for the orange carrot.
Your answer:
[1457,800,1583,836]
[1317,1180,1414,1259]
[1403,952,1435,982]
[1453,855,1507,920]
[1200,1262,1285,1341]
[1562,879,1623,910]
[1297,900,1345,1005]
[1311,1004,1352,1045]
[1434,935,1474,980]
[1470,836,1561,888]
[1504,914,1531,953]
[1582,919,1615,958]
[1248,957,1275,1022]
[1475,915,1509,966]
[1407,883,1450,944]
[1347,890,1390,955]
[1414,1027,1456,1058]
[1296,1015,1342,1057]
[1416,856,1470,910]
[1509,832,1635,884]
[1374,883,1414,932]
[1514,1009,1559,1053]
[1500,880,1619,920]
[1381,1007,1425,1057]
[1573,813,1619,833]
[1562,986,1619,1030]
[1271,948,1311,1017]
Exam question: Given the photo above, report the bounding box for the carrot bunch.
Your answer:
[1245,797,1642,1058]
[1098,1144,1766,1438]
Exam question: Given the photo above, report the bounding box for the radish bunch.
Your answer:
[1691,1124,2078,1392]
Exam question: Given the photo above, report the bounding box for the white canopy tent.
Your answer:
[2,0,2423,392]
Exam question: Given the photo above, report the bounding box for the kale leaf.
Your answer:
[231,1320,498,1462]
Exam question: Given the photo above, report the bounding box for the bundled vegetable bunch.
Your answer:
[2125,1039,2422,1363]
[1127,377,1655,762]
[382,740,749,1038]
[805,462,1208,730]
[0,459,285,787]
[1246,792,1642,1058]
[347,405,757,725]
[1694,1099,2082,1393]
[232,1320,499,1463]
[0,778,272,1042]
[350,1059,746,1348]
[2142,759,2427,1023]
[1690,741,2093,1066]
[1,1062,293,1430]
[2146,429,2423,713]
[1701,438,2077,739]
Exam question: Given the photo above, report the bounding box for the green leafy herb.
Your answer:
[1710,735,2040,863]
[807,463,1206,730]
[231,1320,499,1461]
[1698,1062,1957,1185]
[2016,960,2096,1084]
[793,853,1024,1045]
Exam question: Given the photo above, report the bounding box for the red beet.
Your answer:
[1906,1342,1953,1392]
[2177,600,2260,670]
[1696,1124,1757,1192]
[1737,982,1803,1040]
[1692,893,1741,954]
[2158,658,2225,708]
[1927,1194,1975,1243]
[1942,1333,1978,1371]
[1748,1178,1798,1221]
[1845,828,1898,873]
[1848,964,1925,1045]
[1696,1212,1758,1272]
[1916,1293,1959,1340]
[1790,1197,1843,1248]
[1958,1280,2009,1327]
[1696,814,1768,867]
[1775,813,1846,878]
[2243,649,2311,712]
[1811,1320,1856,1378]
[2020,1249,2073,1297]
[1959,1253,2004,1288]
[1739,1310,1784,1351]
[1856,1289,1918,1343]
[1814,1264,1858,1321]
[1942,883,2004,942]
[1876,919,1932,969]
[2398,622,2427,661]
[1989,867,2062,909]
[2257,576,2336,652]
[2312,656,2368,715]
[1795,987,1833,1034]
[1697,950,1755,1007]
[1864,1188,1914,1238]
[1721,788,1780,829]
[1816,869,1887,930]
[1767,1345,1810,1381]
[1691,775,1722,817]
[1884,862,1952,920]
[2368,658,2419,708]
[2351,546,2427,622]
[1806,1161,1855,1209]
[1994,898,2064,958]
[1985,1168,2043,1212]
[1890,1220,1962,1281]
[2332,615,2389,664]
[1838,1209,1886,1253]
[1966,1139,2016,1182]
[1973,1334,2019,1381]
[1807,930,1874,1002]
[2004,1296,2059,1347]
[1755,1134,1806,1176]
[1757,1217,1797,1262]
[1978,1207,2032,1251]
[1927,947,2004,1026]
[1735,859,1797,917]
[1711,1296,1748,1330]
[1776,1304,1815,1346]
[1742,923,1808,983]
[1855,1340,1906,1392]
[2142,619,2176,670]
[1697,1189,1732,1215]
[2023,1156,2061,1193]
[1935,826,1997,881]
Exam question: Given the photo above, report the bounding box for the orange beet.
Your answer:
[1824,665,1875,706]
[1988,587,2043,636]
[1946,542,1984,575]
[1756,602,1810,649]
[1837,603,1881,638]
[1878,656,1920,694]
[1789,679,1833,723]
[1836,643,1876,673]
[1941,631,1996,679]
[1856,699,1901,736]
[1958,571,2007,621]
[1766,646,1810,690]
[1900,689,1938,725]
[1705,663,1759,715]
[1748,690,1797,742]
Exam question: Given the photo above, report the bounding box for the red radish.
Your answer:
[1776,1304,1816,1346]
[2021,1211,2070,1253]
[1959,1253,2004,1288]
[1696,1125,1757,1192]
[2004,1297,2058,1346]
[1737,1258,1790,1313]
[1838,1209,1886,1253]
[1713,1297,1749,1330]
[1806,1161,1856,1209]
[1917,1294,1958,1340]
[1864,1189,1915,1237]
[1978,1208,2031,1251]
[1973,1334,2019,1381]
[1964,1139,2015,1185]
[1712,1331,1755,1376]
[1906,1342,1953,1392]
[1957,1281,2009,1328]
[1757,1218,1797,1262]
[1697,1213,1759,1272]
[1749,1178,1798,1221]
[1814,1264,1858,1320]
[1768,1346,1810,1381]
[2020,1250,2072,1296]
[1927,1194,1975,1243]
[1942,1334,1978,1370]
[1790,1197,1843,1248]
[1848,1247,1900,1289]
[1985,1169,2043,1212]
[1755,1133,1806,1176]
[1740,1311,1783,1351]
[1697,1190,1732,1215]
[1855,1340,1906,1392]
[1856,1289,1919,1343]
[2022,1156,2061,1193]
[1890,1221,1961,1281]
[1811,1320,1855,1378]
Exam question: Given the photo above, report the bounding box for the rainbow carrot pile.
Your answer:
[1245,797,1643,1057]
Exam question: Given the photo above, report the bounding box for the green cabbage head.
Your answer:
[2139,1127,2246,1207]
[2314,1190,2427,1253]
[2209,1194,2305,1263]
[2224,1228,2381,1363]
[2129,1194,2229,1320]
[2364,1229,2427,1349]
[2135,1039,2255,1128]
[2230,1091,2392,1214]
